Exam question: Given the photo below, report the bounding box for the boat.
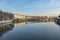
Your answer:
[54,15,60,25]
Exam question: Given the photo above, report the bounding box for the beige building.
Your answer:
[14,14,54,22]
[14,14,26,19]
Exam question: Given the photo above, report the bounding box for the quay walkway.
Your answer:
[0,20,13,23]
[0,20,13,27]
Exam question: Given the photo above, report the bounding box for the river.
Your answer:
[0,22,60,40]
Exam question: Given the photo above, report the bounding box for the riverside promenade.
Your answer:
[0,20,14,28]
[0,20,13,23]
[0,20,13,26]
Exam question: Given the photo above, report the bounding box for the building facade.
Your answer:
[14,14,26,19]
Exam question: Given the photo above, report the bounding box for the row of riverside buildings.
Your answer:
[0,10,54,22]
[14,14,54,22]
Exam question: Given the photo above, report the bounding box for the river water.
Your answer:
[0,22,60,40]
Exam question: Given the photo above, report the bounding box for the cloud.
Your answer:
[21,0,60,9]
[0,0,60,16]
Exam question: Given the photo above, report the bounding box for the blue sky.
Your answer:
[0,0,60,16]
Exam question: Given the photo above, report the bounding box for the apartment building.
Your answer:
[14,14,26,19]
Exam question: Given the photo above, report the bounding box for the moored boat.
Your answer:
[54,15,60,25]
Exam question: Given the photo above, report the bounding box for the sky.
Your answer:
[0,0,60,16]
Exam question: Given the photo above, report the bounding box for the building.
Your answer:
[13,13,54,22]
[14,14,26,19]
[0,11,14,21]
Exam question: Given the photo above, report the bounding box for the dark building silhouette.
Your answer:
[0,10,14,21]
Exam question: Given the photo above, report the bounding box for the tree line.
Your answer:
[0,10,14,21]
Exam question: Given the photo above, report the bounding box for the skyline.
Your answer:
[0,0,60,16]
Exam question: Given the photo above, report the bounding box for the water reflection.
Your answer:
[14,22,49,27]
[0,23,14,37]
[0,22,34,37]
[14,22,33,27]
[0,22,60,40]
[0,22,41,37]
[54,21,60,27]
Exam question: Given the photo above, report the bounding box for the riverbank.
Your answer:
[0,20,13,24]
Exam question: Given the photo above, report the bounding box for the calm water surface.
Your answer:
[0,22,60,40]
